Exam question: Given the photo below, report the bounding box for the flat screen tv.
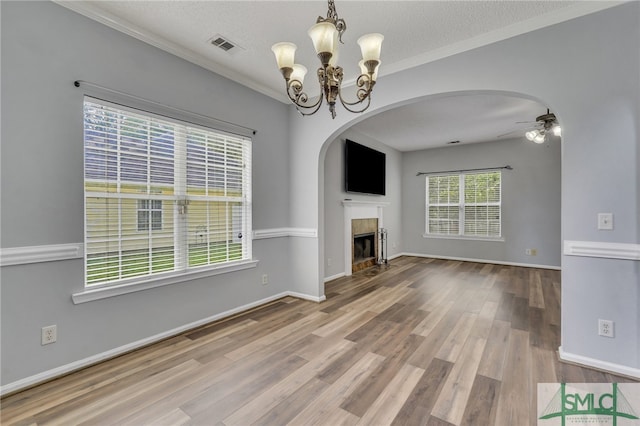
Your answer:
[345,139,386,195]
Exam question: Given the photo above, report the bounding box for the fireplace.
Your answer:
[354,232,376,262]
[342,200,388,276]
[351,218,378,273]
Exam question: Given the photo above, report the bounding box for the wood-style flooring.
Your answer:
[1,256,637,425]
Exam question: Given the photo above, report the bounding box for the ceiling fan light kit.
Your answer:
[271,0,383,119]
[524,109,561,143]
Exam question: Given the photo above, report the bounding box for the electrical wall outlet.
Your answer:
[41,325,57,345]
[525,248,537,256]
[262,274,268,285]
[327,258,332,267]
[598,319,614,338]
[597,213,614,230]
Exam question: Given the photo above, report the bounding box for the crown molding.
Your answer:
[381,2,626,78]
[52,1,289,103]
[53,1,624,105]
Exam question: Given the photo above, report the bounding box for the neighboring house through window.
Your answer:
[425,171,502,239]
[137,200,163,231]
[83,97,252,287]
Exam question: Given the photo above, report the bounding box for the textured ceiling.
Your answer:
[57,1,617,150]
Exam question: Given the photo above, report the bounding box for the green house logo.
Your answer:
[539,383,639,426]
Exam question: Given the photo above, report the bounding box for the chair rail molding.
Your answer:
[563,240,640,261]
[0,243,84,266]
[252,228,318,240]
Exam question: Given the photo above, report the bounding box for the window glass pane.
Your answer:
[426,171,501,238]
[84,98,251,287]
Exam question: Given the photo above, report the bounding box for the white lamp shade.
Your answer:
[329,40,340,66]
[533,133,546,144]
[308,21,338,55]
[525,130,537,141]
[271,42,297,69]
[553,125,562,136]
[290,64,308,84]
[359,60,380,81]
[357,33,384,62]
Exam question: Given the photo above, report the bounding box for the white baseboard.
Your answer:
[323,253,403,283]
[558,346,640,379]
[324,272,345,283]
[401,252,561,270]
[0,290,324,396]
[287,291,326,303]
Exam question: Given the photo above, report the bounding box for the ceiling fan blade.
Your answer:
[496,124,542,138]
[496,129,521,138]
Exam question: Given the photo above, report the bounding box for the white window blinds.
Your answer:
[426,171,501,238]
[84,97,252,287]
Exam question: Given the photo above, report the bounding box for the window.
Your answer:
[83,97,252,287]
[426,171,501,238]
[137,200,163,231]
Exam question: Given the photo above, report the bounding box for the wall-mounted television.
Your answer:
[345,139,386,195]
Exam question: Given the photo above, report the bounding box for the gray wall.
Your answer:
[402,137,562,267]
[323,129,402,279]
[287,2,639,373]
[1,1,292,386]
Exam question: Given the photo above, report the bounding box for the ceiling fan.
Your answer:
[498,109,562,143]
[523,109,562,143]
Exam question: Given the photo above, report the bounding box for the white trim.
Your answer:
[324,272,346,283]
[422,234,505,243]
[402,252,561,270]
[342,201,389,277]
[0,243,84,266]
[53,1,287,103]
[558,346,640,380]
[387,253,404,261]
[341,200,390,208]
[381,2,625,82]
[252,228,318,240]
[286,291,326,303]
[563,240,640,261]
[53,1,623,104]
[323,253,403,282]
[72,260,259,304]
[0,290,324,396]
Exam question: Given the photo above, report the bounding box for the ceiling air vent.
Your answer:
[209,34,244,55]
[212,36,234,51]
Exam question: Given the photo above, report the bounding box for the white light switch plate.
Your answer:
[597,213,613,230]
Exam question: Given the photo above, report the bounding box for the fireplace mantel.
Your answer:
[342,200,388,276]
[342,200,390,208]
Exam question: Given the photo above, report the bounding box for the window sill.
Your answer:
[72,259,259,304]
[422,233,505,243]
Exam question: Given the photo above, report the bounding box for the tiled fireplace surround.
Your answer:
[342,200,388,276]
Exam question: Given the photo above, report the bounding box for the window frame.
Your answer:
[75,97,256,303]
[424,171,504,241]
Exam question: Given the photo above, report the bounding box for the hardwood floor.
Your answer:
[1,257,637,425]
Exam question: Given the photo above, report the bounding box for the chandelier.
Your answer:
[271,0,383,119]
[525,110,562,144]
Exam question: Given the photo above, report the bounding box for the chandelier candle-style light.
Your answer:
[271,0,383,119]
